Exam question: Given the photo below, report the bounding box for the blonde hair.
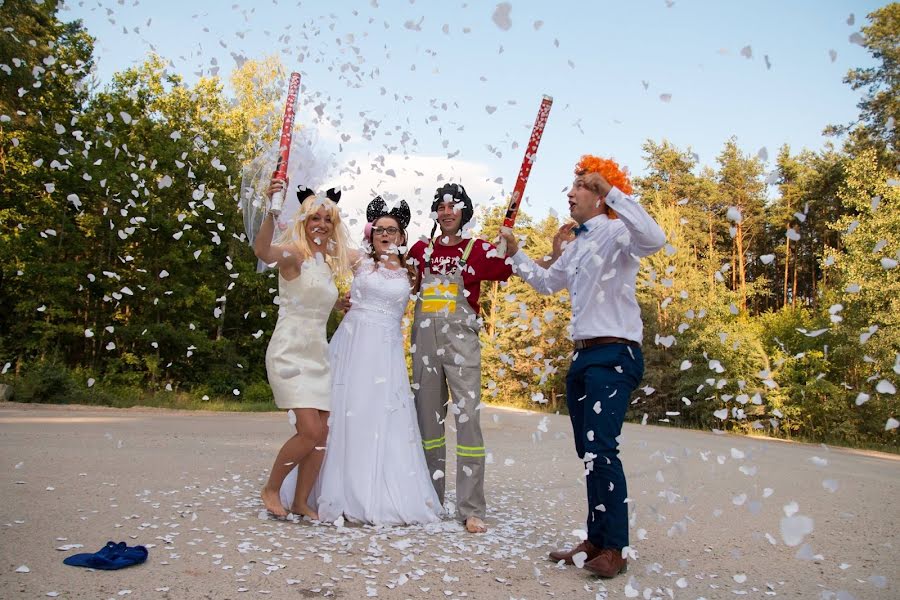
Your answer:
[275,195,351,278]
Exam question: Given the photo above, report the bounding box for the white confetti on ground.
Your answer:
[780,514,815,546]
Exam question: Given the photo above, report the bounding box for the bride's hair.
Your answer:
[367,216,415,283]
[275,195,351,278]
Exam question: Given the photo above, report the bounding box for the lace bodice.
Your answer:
[348,258,411,322]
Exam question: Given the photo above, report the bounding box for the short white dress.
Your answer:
[264,258,337,411]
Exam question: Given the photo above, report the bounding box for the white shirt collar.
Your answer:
[580,213,609,234]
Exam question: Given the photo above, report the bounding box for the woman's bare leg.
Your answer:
[260,408,326,518]
[291,411,329,519]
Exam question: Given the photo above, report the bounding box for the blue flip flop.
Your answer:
[64,541,148,570]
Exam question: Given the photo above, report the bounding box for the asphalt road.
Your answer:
[1,402,897,599]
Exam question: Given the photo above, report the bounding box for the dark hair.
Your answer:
[429,183,473,241]
[366,196,411,229]
[367,215,416,283]
[431,183,473,227]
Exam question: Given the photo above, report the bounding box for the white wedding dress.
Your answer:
[281,258,442,526]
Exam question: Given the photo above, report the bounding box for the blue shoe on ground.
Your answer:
[64,541,148,570]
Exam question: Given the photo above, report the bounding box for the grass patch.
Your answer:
[743,428,900,455]
[81,388,275,412]
[1,360,277,412]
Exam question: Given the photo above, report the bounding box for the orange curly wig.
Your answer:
[574,155,633,196]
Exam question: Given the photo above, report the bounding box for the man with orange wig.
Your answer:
[500,155,665,577]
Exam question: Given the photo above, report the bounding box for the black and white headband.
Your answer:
[366,196,411,230]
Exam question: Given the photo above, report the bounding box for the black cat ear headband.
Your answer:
[366,195,411,230]
[297,185,341,204]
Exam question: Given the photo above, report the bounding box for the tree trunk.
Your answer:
[708,214,716,288]
[486,281,499,338]
[216,295,226,341]
[810,257,817,304]
[731,243,737,290]
[736,223,747,311]
[783,232,791,308]
[792,261,799,305]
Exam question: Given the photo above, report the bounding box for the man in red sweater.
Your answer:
[408,183,512,533]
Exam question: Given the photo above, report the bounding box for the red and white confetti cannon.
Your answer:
[496,94,553,257]
[268,72,302,216]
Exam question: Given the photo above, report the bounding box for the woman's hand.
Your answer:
[266,177,288,201]
[254,177,290,262]
[334,291,352,314]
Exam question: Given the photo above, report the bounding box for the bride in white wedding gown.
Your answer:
[281,200,442,526]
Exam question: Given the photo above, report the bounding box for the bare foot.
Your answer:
[260,487,288,518]
[290,503,319,521]
[465,516,487,533]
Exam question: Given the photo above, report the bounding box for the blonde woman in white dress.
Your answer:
[255,179,350,519]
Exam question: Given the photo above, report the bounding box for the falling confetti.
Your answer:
[491,3,513,31]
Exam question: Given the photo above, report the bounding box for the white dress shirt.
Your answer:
[510,187,666,344]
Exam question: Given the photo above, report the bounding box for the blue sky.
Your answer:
[61,0,885,238]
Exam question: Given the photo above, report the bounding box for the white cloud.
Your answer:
[269,101,505,243]
[335,153,504,242]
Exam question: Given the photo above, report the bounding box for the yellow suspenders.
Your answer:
[420,238,477,314]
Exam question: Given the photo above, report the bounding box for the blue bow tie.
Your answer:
[573,223,589,236]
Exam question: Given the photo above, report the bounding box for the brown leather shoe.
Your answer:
[548,540,601,565]
[583,548,627,577]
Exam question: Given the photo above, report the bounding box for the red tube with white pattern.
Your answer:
[268,72,302,216]
[497,95,553,256]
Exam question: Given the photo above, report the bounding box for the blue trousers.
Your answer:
[565,343,644,550]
